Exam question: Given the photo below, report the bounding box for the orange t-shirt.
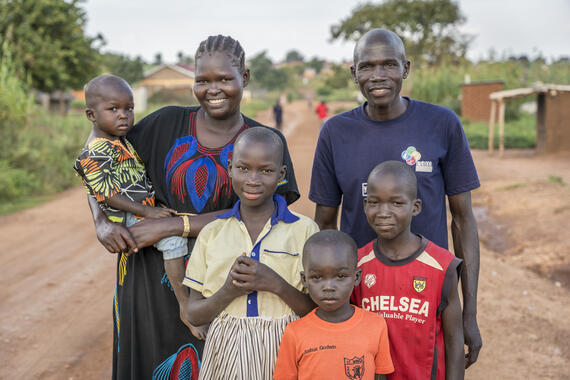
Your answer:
[274,307,394,380]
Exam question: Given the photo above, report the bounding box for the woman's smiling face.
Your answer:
[193,52,249,120]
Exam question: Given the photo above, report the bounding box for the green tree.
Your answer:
[324,64,352,89]
[285,49,304,63]
[330,0,471,64]
[0,0,102,91]
[306,57,325,74]
[102,53,145,84]
[177,50,194,65]
[153,52,163,66]
[249,51,290,90]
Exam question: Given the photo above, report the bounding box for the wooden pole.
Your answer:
[498,99,506,157]
[488,100,497,153]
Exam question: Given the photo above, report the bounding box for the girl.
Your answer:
[87,35,299,379]
[182,127,319,379]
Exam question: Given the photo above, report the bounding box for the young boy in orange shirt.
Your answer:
[274,230,394,380]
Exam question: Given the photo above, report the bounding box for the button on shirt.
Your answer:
[183,195,319,318]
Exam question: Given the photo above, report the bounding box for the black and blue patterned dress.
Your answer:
[112,106,299,379]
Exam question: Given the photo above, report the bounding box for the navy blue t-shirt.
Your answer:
[309,98,480,249]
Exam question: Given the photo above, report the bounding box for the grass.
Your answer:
[462,113,536,149]
[498,183,526,191]
[0,195,54,216]
[240,99,274,119]
[547,176,566,185]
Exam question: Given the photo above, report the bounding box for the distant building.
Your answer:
[33,90,74,115]
[302,67,317,80]
[488,84,570,155]
[140,64,195,100]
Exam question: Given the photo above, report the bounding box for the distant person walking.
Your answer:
[315,100,328,125]
[273,100,283,130]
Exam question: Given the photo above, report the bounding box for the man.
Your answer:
[309,28,482,368]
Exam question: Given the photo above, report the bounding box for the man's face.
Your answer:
[351,40,410,111]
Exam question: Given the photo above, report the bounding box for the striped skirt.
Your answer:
[198,312,298,380]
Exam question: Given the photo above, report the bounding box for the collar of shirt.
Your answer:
[217,194,299,225]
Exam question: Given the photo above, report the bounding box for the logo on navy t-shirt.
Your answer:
[401,146,433,173]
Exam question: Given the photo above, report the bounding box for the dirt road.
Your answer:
[1,100,568,379]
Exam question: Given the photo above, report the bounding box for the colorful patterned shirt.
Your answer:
[74,137,155,223]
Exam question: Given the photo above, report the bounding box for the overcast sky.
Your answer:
[83,0,570,64]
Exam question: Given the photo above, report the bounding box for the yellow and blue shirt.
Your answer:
[183,195,319,318]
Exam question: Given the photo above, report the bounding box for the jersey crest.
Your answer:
[344,355,365,379]
[413,276,427,293]
[364,273,376,288]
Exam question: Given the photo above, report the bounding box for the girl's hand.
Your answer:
[189,323,209,340]
[230,255,281,294]
[179,308,209,340]
[219,255,251,299]
[142,206,177,219]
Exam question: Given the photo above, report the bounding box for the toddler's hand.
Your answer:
[143,206,176,219]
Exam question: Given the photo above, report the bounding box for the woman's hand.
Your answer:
[88,195,138,254]
[229,254,282,294]
[128,217,181,248]
[95,217,138,254]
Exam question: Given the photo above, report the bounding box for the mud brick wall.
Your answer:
[461,81,504,122]
[537,91,570,153]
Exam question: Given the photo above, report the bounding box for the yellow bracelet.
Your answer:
[181,215,190,238]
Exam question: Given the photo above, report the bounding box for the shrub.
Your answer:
[0,41,34,161]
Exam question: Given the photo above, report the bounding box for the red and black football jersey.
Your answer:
[352,237,462,380]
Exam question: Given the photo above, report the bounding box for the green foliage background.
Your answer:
[0,0,568,213]
[0,42,89,206]
[0,0,102,92]
[331,0,470,64]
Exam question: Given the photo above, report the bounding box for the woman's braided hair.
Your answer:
[195,35,245,73]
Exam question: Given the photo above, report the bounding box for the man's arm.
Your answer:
[314,204,339,231]
[448,191,482,368]
[442,268,465,380]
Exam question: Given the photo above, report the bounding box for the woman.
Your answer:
[88,35,299,380]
